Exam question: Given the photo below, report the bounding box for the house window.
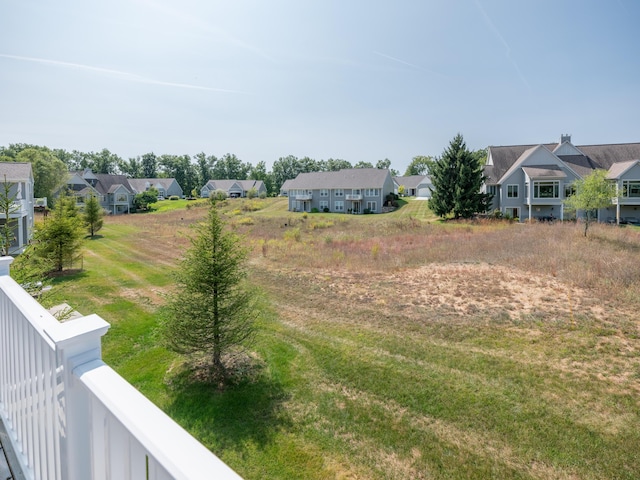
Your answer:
[116,193,128,202]
[622,180,640,197]
[366,201,377,212]
[352,189,361,195]
[533,181,559,199]
[365,188,380,196]
[334,189,344,197]
[564,184,576,198]
[334,201,344,211]
[507,185,518,198]
[487,185,497,196]
[319,200,329,211]
[320,189,329,197]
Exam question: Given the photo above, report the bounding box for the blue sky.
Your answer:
[1,0,639,173]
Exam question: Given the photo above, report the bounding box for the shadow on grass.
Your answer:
[164,363,291,451]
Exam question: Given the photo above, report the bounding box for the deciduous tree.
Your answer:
[162,205,257,380]
[564,169,616,236]
[0,175,19,255]
[404,156,433,176]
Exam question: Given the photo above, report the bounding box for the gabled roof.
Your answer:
[204,179,264,191]
[280,179,293,191]
[393,175,431,189]
[128,178,177,193]
[486,140,640,184]
[0,162,33,182]
[93,174,134,195]
[288,168,390,189]
[606,160,640,179]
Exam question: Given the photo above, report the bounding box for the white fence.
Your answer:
[0,257,242,480]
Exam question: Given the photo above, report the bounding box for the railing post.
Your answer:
[44,314,110,480]
[0,256,14,276]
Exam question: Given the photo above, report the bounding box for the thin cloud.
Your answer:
[473,0,531,92]
[0,53,249,94]
[372,50,445,77]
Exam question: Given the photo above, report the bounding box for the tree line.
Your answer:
[0,143,487,202]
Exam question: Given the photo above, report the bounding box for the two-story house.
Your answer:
[0,162,34,254]
[483,135,640,222]
[286,168,395,214]
[200,179,267,198]
[65,169,135,214]
[128,178,184,199]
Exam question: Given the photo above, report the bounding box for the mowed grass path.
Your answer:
[51,198,640,480]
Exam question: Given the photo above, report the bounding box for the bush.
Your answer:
[323,207,330,213]
[311,208,319,213]
[259,192,267,199]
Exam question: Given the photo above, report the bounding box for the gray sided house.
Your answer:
[65,168,135,214]
[128,178,184,198]
[287,168,395,214]
[484,135,640,223]
[200,179,267,198]
[394,175,433,198]
[0,162,34,254]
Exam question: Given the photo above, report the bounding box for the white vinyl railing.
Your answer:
[0,257,242,480]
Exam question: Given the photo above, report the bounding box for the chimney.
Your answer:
[560,134,571,144]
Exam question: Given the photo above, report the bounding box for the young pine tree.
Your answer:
[84,194,104,237]
[34,193,85,272]
[162,204,257,381]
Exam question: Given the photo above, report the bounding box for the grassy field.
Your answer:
[46,198,640,479]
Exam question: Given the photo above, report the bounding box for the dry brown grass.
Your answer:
[98,205,640,480]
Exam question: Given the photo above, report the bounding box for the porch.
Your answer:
[0,257,242,480]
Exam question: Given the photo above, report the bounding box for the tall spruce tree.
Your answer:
[429,133,491,219]
[162,204,257,380]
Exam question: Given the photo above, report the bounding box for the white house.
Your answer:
[0,162,34,254]
[483,135,640,223]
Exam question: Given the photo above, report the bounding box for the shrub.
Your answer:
[323,207,330,213]
[169,195,180,201]
[284,227,301,242]
[259,192,267,199]
[311,208,319,213]
[237,216,254,225]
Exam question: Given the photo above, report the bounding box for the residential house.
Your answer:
[0,162,34,254]
[483,135,640,223]
[394,175,433,198]
[200,179,267,198]
[128,178,184,199]
[286,168,395,213]
[65,168,135,214]
[279,178,293,196]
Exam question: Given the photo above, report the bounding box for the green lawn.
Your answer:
[47,203,640,480]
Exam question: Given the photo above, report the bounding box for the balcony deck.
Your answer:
[0,257,242,480]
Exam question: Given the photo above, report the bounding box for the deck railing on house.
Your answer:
[0,257,242,480]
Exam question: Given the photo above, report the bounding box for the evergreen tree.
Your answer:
[33,194,85,272]
[84,194,104,237]
[429,134,491,219]
[162,204,257,380]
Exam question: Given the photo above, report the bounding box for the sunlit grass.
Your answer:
[50,203,640,480]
